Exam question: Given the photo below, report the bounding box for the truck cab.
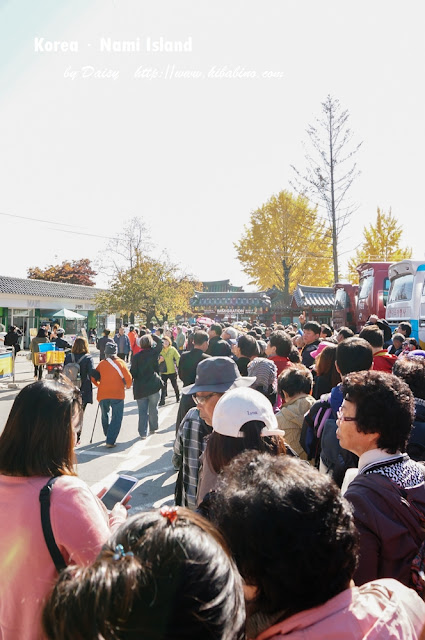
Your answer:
[356,263,391,331]
[332,283,358,332]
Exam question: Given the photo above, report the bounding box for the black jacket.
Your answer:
[178,349,210,386]
[4,330,21,352]
[96,335,115,359]
[236,356,250,376]
[64,352,95,405]
[131,334,163,399]
[301,340,320,368]
[52,336,72,350]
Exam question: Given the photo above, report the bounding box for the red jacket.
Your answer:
[268,356,292,409]
[372,350,397,373]
[268,355,291,376]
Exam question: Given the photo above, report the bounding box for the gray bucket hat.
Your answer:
[105,341,118,356]
[182,356,256,395]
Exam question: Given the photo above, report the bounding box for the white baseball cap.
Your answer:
[212,387,280,438]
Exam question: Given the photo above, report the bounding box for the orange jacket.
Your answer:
[92,358,132,401]
[128,330,137,350]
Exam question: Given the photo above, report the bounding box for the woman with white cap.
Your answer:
[196,387,287,506]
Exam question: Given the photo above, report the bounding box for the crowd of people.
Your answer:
[1,314,425,638]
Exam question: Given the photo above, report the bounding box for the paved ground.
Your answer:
[0,349,179,512]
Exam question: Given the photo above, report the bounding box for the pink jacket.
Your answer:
[255,579,425,640]
[0,474,124,640]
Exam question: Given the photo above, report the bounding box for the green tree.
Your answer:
[27,259,97,286]
[347,208,412,282]
[95,253,200,325]
[234,190,333,299]
[291,95,362,283]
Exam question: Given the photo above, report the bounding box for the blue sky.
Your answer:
[0,0,423,290]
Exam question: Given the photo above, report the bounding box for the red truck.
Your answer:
[332,283,359,333]
[356,262,391,331]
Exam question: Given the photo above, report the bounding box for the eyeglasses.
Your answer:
[193,393,218,405]
[337,410,357,423]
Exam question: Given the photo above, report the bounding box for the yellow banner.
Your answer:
[0,353,13,378]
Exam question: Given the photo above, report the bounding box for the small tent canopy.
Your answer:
[51,308,86,320]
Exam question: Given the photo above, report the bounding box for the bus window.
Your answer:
[334,289,348,310]
[383,277,390,307]
[388,274,414,302]
[358,276,373,300]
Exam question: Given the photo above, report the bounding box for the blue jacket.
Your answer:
[114,333,131,355]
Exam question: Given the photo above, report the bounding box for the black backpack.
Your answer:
[300,398,333,464]
[320,418,359,487]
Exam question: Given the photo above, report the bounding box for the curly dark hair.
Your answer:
[210,452,358,621]
[278,364,312,397]
[43,509,245,640]
[342,370,414,453]
[393,356,425,400]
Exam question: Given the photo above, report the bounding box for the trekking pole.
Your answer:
[90,404,100,444]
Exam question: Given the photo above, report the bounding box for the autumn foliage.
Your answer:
[27,259,97,286]
[234,190,334,292]
[95,252,200,324]
[347,208,412,282]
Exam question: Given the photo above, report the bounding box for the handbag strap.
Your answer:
[39,477,67,573]
[106,357,126,385]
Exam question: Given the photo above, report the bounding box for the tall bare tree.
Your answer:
[96,216,152,277]
[291,95,362,283]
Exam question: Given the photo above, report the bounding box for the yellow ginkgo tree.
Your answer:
[234,190,334,299]
[347,208,412,283]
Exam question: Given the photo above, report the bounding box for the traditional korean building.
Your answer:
[291,284,334,325]
[267,284,334,326]
[201,280,244,293]
[190,280,271,323]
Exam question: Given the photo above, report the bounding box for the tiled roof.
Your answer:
[0,276,105,300]
[201,280,244,292]
[292,284,334,308]
[193,291,266,299]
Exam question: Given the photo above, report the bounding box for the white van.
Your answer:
[386,260,425,349]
